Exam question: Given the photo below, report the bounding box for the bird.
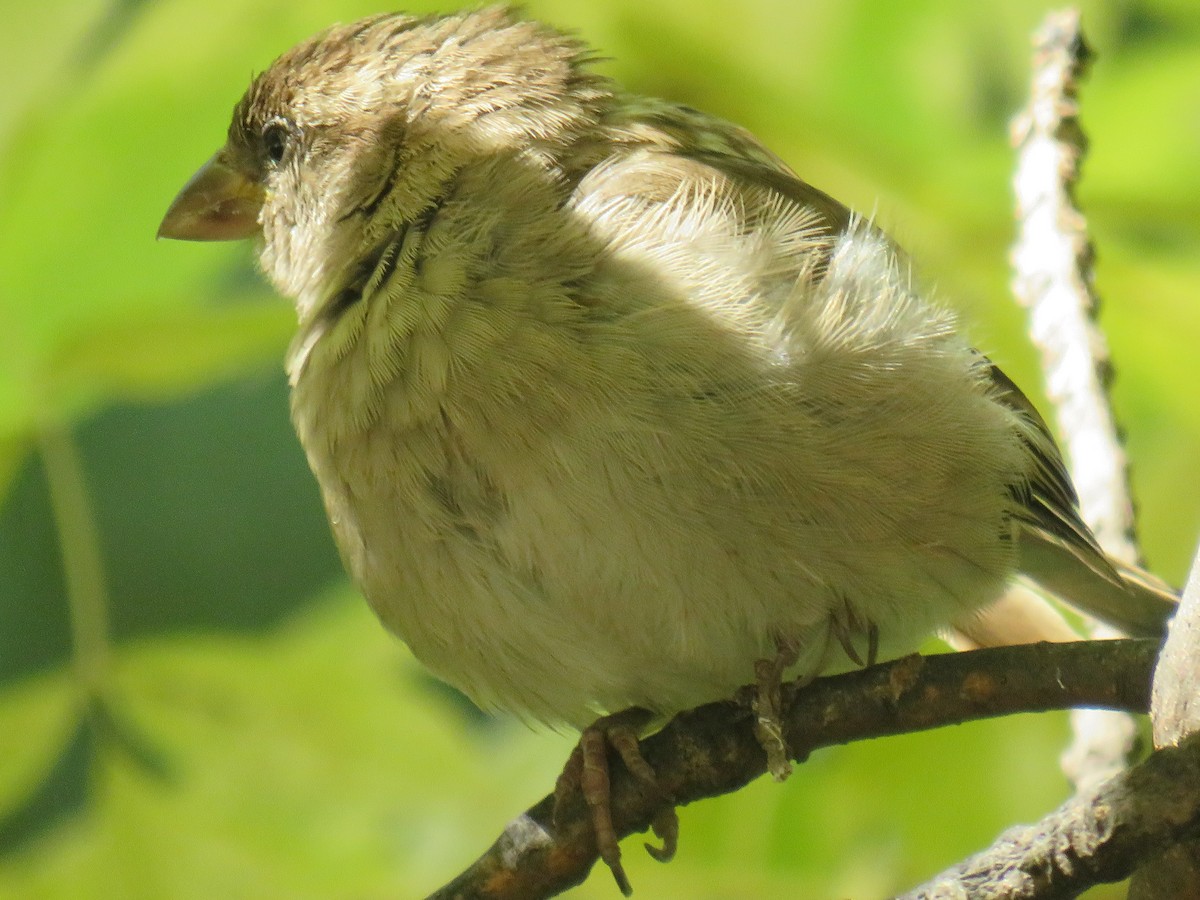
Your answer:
[158,7,1176,891]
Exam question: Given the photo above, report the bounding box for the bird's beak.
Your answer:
[158,151,264,241]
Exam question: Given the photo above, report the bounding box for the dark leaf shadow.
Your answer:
[0,694,173,857]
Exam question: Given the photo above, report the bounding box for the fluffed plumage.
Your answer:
[160,3,1175,753]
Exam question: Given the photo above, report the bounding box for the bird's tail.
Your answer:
[948,531,1177,650]
[1018,529,1177,639]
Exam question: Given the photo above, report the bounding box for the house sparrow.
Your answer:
[159,7,1175,891]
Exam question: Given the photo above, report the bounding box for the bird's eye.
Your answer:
[262,121,291,164]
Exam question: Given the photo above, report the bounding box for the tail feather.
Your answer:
[1017,528,1177,638]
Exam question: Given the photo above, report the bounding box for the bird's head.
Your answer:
[158,7,609,318]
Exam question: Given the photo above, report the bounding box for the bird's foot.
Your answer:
[747,609,879,782]
[750,636,801,781]
[554,707,678,896]
[831,598,880,668]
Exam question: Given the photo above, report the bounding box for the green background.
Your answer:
[2,0,1198,897]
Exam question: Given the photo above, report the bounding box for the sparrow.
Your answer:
[159,7,1176,891]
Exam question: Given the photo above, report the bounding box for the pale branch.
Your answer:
[428,640,1158,900]
[1010,7,1137,563]
[899,729,1200,900]
[1150,547,1200,749]
[1010,5,1142,798]
[1129,544,1200,898]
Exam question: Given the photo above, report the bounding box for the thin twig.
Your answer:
[429,640,1158,900]
[37,423,113,705]
[1011,9,1137,562]
[1009,5,1139,794]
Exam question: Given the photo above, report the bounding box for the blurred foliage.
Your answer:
[1,0,1197,896]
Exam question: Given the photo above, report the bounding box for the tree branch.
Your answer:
[1009,10,1200,895]
[428,640,1158,900]
[1129,544,1200,898]
[1009,5,1142,795]
[900,729,1200,900]
[1150,548,1200,751]
[1010,8,1137,564]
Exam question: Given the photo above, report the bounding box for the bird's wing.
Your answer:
[572,132,1174,636]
